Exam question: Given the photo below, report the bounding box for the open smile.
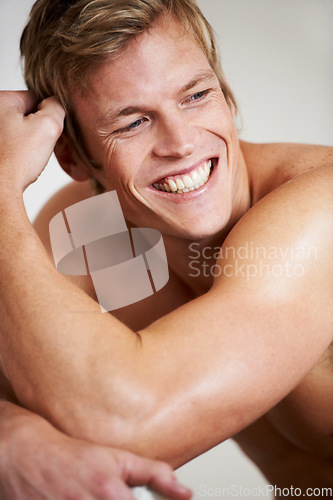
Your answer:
[152,158,215,194]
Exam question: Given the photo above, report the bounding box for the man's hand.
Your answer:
[0,91,65,192]
[0,402,191,500]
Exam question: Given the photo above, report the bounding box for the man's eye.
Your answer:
[122,117,147,133]
[188,90,209,102]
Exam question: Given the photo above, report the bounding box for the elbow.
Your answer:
[15,365,192,466]
[40,378,161,457]
[52,387,186,467]
[10,358,165,459]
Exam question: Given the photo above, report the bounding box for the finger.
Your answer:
[37,96,66,123]
[120,455,192,500]
[0,90,39,116]
[146,465,192,500]
[103,477,138,500]
[27,96,66,141]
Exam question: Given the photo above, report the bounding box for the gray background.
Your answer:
[0,0,332,498]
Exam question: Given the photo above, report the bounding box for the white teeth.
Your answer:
[154,159,213,194]
[168,179,178,192]
[198,166,205,178]
[191,170,201,184]
[176,178,185,190]
[183,175,194,188]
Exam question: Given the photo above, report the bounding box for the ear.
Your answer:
[54,134,90,182]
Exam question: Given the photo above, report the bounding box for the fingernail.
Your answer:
[170,479,192,496]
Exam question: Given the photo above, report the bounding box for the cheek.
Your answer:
[101,139,141,190]
[89,138,121,190]
[200,96,235,135]
[102,136,120,166]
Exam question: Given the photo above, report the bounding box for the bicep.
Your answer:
[135,167,333,464]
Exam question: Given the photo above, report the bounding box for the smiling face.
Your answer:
[71,15,246,240]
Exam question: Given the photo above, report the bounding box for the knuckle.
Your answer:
[41,114,63,138]
[100,478,125,500]
[155,461,173,476]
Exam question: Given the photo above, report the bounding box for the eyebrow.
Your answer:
[96,69,217,129]
[179,69,217,94]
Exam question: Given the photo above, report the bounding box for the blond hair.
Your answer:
[21,0,237,170]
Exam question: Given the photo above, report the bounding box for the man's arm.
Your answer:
[0,375,191,499]
[0,91,332,468]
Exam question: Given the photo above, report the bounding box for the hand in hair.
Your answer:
[0,90,65,192]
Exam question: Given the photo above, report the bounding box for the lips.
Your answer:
[152,159,213,194]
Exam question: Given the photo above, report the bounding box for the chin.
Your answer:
[155,209,232,241]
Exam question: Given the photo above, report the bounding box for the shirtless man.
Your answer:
[0,0,332,498]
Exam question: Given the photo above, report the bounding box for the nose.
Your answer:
[153,110,196,159]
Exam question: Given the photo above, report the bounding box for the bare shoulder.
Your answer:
[240,140,333,203]
[214,165,333,311]
[33,180,95,254]
[33,180,97,298]
[223,165,333,255]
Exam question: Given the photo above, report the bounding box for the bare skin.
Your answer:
[0,15,332,499]
[32,141,333,493]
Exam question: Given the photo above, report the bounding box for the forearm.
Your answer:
[0,383,191,500]
[0,92,195,465]
[0,193,244,466]
[0,384,50,480]
[0,193,145,435]
[0,195,188,464]
[0,399,43,462]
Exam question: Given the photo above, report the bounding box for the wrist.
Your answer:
[0,188,34,252]
[0,402,49,472]
[0,185,24,210]
[0,189,26,230]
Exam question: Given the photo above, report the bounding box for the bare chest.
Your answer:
[266,346,333,458]
[234,346,333,485]
[234,352,333,487]
[111,271,195,331]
